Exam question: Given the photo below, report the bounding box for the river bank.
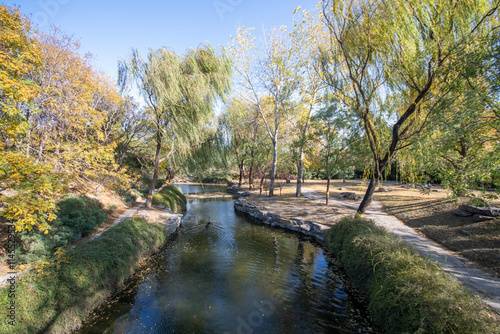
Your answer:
[0,195,185,334]
[230,183,500,333]
[78,186,378,334]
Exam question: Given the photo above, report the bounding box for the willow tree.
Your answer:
[119,45,231,207]
[321,0,499,214]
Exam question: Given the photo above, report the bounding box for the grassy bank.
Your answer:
[153,185,187,212]
[325,216,499,334]
[0,218,168,334]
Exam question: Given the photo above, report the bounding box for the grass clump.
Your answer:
[0,218,168,334]
[325,216,499,334]
[152,185,186,212]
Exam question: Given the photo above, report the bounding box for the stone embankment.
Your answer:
[233,197,329,242]
[228,184,329,241]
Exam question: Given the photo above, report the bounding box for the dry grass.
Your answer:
[374,185,500,277]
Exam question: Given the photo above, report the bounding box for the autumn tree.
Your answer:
[0,6,67,233]
[230,27,297,196]
[0,5,41,137]
[119,45,231,207]
[320,0,500,214]
[290,6,328,197]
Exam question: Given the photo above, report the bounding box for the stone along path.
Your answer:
[301,187,500,314]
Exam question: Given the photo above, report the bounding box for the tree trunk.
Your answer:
[357,177,377,215]
[260,176,266,195]
[118,151,127,169]
[326,155,330,205]
[357,164,381,215]
[248,165,253,190]
[296,147,304,197]
[269,139,278,196]
[326,175,331,206]
[343,168,346,184]
[238,163,244,187]
[146,134,162,208]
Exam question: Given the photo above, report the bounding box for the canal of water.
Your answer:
[78,185,375,333]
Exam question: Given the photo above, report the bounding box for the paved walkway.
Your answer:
[88,201,145,241]
[302,188,500,314]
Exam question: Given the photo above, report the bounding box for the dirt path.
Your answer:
[300,187,500,313]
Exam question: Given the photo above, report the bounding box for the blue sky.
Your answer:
[5,0,320,83]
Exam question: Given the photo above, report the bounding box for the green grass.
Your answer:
[0,218,168,334]
[325,216,500,334]
[152,185,187,212]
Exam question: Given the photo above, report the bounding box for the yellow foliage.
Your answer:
[0,152,66,232]
[0,5,42,136]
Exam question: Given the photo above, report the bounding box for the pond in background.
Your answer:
[173,183,227,195]
[78,193,375,333]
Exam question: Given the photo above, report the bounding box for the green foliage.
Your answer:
[0,218,168,334]
[15,196,107,263]
[152,185,187,212]
[325,217,499,334]
[194,170,232,184]
[57,196,106,236]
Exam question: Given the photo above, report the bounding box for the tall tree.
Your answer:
[320,0,499,214]
[0,5,41,138]
[290,6,327,197]
[311,98,362,204]
[119,45,231,207]
[230,26,296,196]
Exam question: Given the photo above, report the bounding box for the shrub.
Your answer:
[16,196,107,264]
[325,216,499,334]
[57,196,106,236]
[152,185,186,213]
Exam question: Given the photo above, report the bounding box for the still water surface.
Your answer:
[79,185,375,333]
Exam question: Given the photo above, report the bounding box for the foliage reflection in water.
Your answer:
[79,190,375,333]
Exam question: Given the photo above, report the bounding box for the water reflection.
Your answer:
[79,197,375,334]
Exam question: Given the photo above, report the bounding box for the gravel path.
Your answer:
[302,187,500,314]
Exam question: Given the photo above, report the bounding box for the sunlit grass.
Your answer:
[152,185,187,212]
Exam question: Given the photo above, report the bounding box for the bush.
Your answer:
[325,217,499,334]
[152,185,187,213]
[57,196,106,236]
[0,218,168,334]
[16,196,107,264]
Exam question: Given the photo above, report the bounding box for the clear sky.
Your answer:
[5,0,320,83]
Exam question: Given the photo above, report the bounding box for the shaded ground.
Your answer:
[240,179,500,279]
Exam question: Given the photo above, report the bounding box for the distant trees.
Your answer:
[221,97,271,188]
[311,98,364,204]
